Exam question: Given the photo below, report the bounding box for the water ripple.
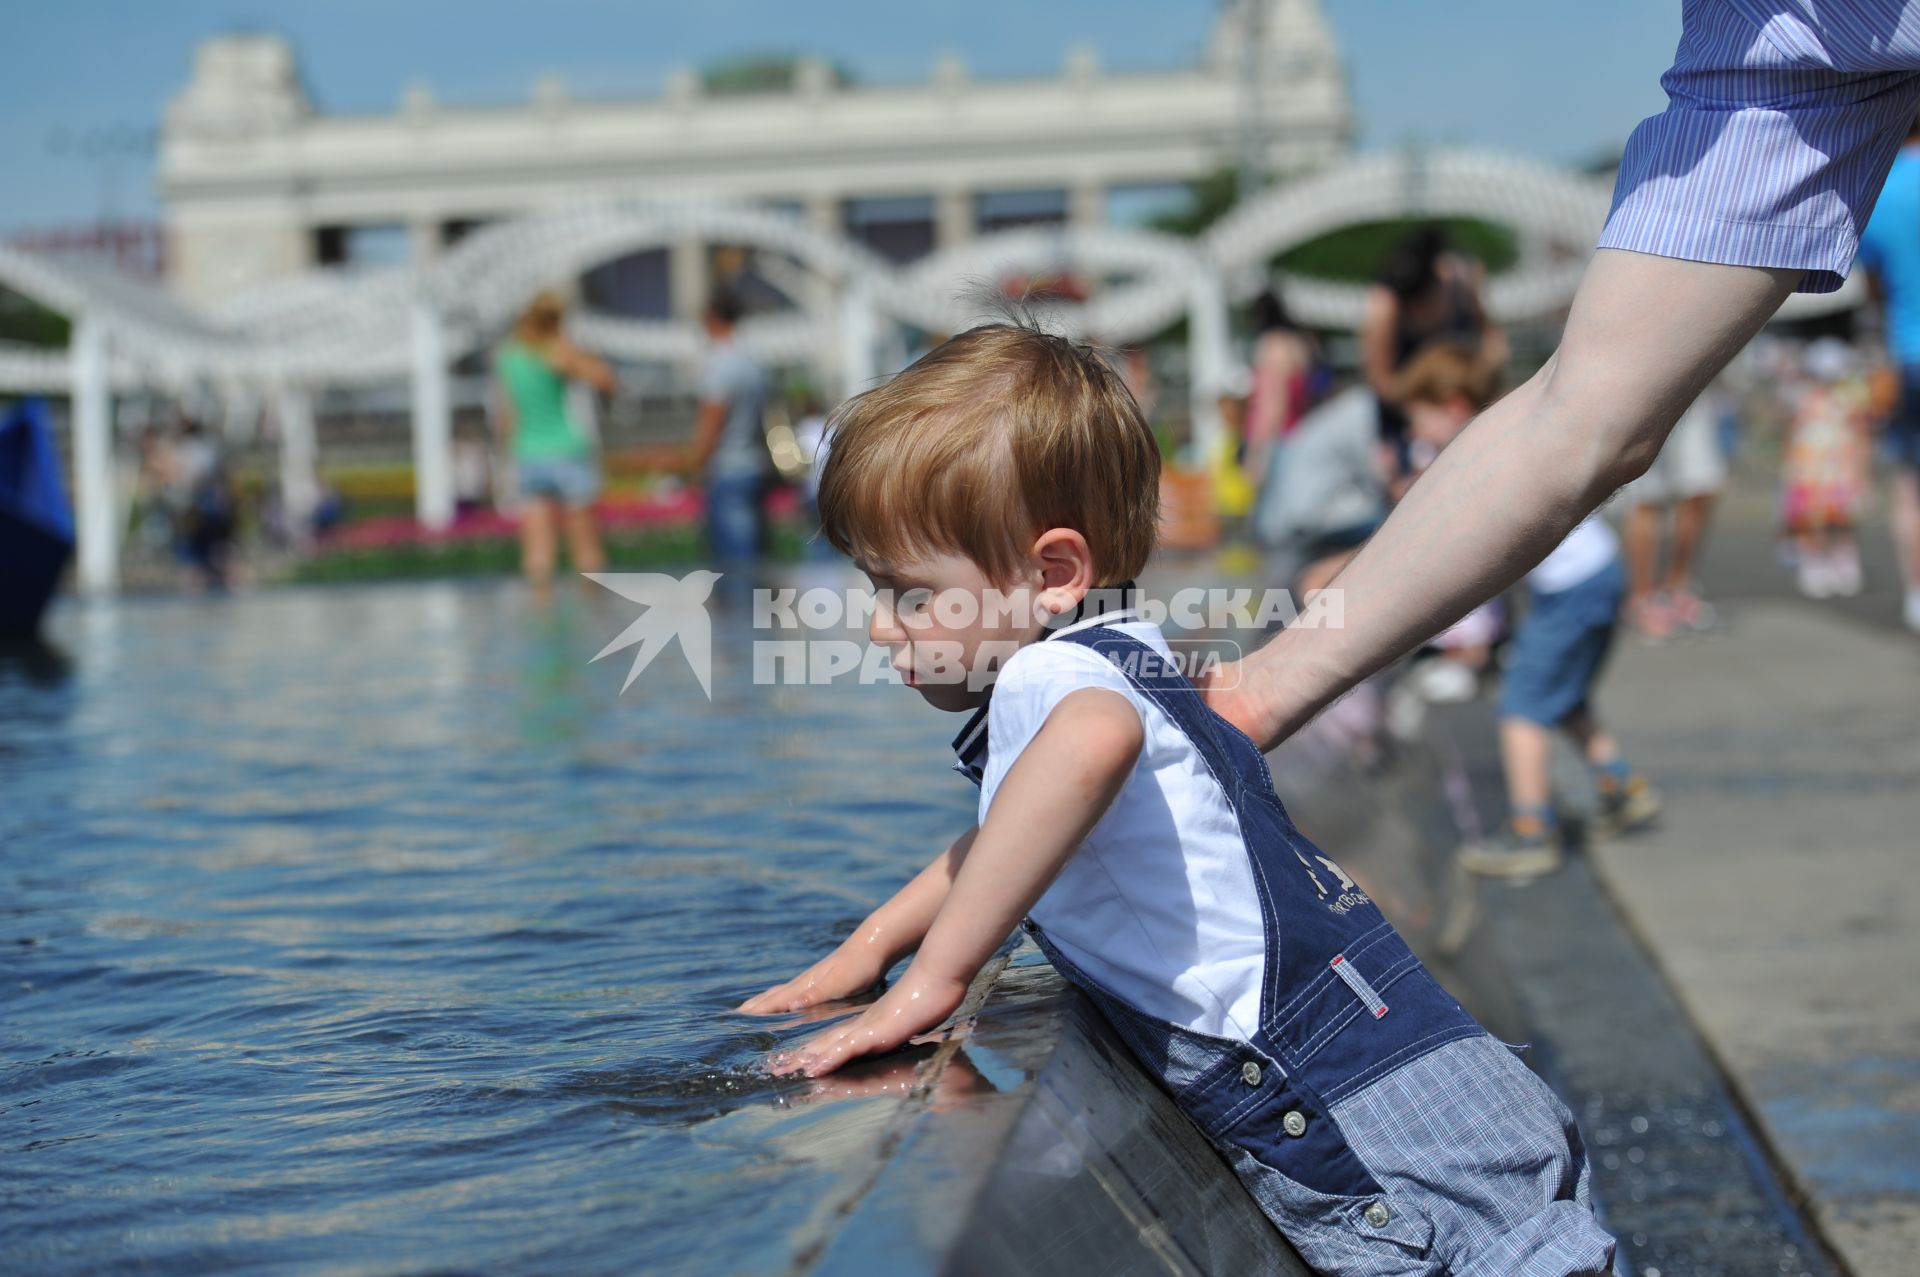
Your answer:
[0,580,972,1275]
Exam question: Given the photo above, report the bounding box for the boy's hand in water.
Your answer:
[737,827,982,1016]
[736,942,888,1015]
[769,689,1142,1079]
[765,969,970,1077]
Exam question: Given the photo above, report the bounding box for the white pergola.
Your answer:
[0,148,1865,594]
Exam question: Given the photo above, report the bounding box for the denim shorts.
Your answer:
[518,455,600,508]
[1499,560,1626,728]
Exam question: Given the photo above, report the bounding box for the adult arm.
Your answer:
[684,399,728,473]
[548,338,617,395]
[1244,333,1295,480]
[1453,254,1512,372]
[491,374,517,453]
[625,400,728,476]
[1204,249,1800,750]
[1358,286,1401,403]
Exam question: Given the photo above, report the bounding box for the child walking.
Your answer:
[1389,344,1661,879]
[1780,338,1873,600]
[740,324,1614,1275]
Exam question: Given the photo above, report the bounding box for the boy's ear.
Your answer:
[1030,528,1095,615]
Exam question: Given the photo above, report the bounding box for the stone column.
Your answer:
[840,279,880,399]
[407,216,443,267]
[70,317,117,593]
[936,188,974,249]
[1070,180,1106,230]
[806,195,843,388]
[277,387,319,548]
[409,299,455,531]
[1187,271,1231,465]
[670,236,709,323]
[806,194,840,238]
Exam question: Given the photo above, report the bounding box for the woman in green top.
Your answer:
[494,291,617,591]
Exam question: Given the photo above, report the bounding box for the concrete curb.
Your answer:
[796,952,1308,1276]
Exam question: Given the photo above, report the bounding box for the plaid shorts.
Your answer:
[1226,1034,1613,1276]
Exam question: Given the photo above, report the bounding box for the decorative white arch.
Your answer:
[0,148,1875,592]
[889,224,1203,337]
[881,223,1229,446]
[1203,149,1611,326]
[429,200,888,328]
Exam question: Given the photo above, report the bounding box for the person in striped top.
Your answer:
[1206,1,1920,747]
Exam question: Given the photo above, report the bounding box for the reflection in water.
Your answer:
[0,579,972,1275]
[0,634,74,688]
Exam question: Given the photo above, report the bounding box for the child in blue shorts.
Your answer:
[1391,344,1661,879]
[741,323,1616,1274]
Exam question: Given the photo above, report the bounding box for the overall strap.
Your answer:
[1024,625,1484,1117]
[1049,624,1277,803]
[1050,624,1394,1029]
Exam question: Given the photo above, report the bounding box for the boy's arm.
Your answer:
[736,825,979,1014]
[769,688,1143,1077]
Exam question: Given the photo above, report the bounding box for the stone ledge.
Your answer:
[795,949,1308,1276]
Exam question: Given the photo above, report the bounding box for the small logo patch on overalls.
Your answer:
[1330,954,1389,1019]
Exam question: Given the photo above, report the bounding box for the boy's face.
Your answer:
[859,551,1049,712]
[1405,394,1475,451]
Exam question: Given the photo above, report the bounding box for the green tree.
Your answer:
[1146,168,1243,239]
[702,54,857,95]
[1279,217,1516,282]
[0,288,69,348]
[1150,165,1518,282]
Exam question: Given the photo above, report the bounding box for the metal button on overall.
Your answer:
[1241,1061,1262,1086]
[1363,1201,1391,1228]
[1281,1110,1308,1138]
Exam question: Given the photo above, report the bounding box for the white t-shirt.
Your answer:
[1525,514,1619,594]
[975,612,1266,1040]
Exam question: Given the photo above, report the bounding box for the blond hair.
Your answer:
[817,324,1161,584]
[1396,341,1501,413]
[512,290,567,346]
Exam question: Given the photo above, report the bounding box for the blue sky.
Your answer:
[0,1,1681,233]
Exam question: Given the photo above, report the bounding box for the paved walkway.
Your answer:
[1593,601,1920,1277]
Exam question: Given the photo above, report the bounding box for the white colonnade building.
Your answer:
[0,0,1867,597]
[159,0,1353,308]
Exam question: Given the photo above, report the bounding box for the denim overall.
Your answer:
[954,615,1612,1276]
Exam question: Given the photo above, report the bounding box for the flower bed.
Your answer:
[292,487,812,582]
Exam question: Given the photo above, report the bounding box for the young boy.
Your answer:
[741,324,1615,1275]
[1394,343,1662,879]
